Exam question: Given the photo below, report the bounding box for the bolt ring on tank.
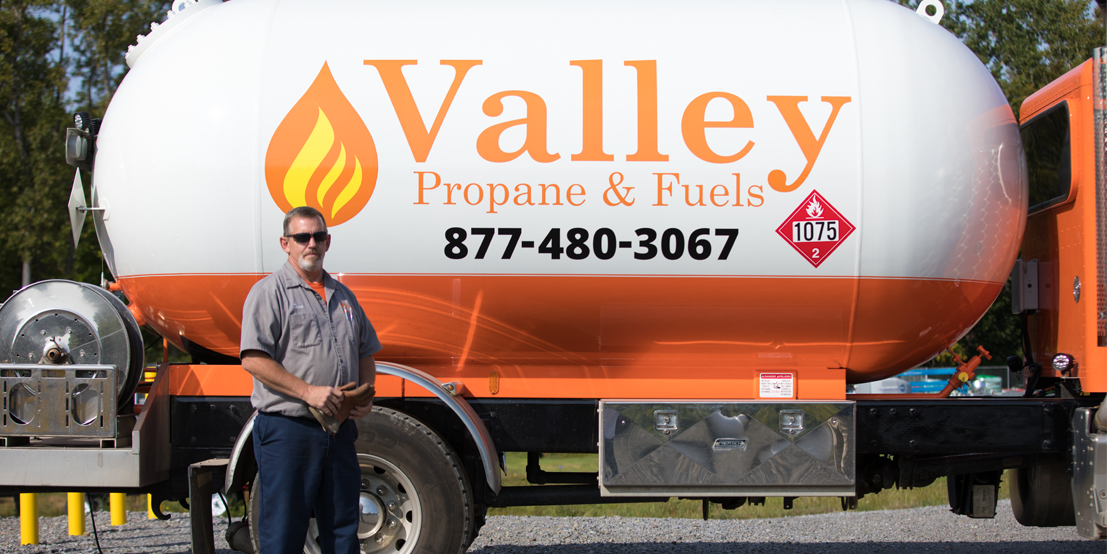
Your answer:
[0,280,145,410]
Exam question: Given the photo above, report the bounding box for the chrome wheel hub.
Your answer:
[304,453,421,554]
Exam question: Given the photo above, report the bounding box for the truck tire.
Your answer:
[249,407,474,554]
[1009,463,1075,527]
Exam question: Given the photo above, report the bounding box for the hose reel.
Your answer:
[0,280,144,416]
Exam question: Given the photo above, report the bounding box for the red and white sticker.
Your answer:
[759,373,794,398]
[775,190,855,268]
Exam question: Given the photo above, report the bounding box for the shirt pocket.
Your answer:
[289,313,322,348]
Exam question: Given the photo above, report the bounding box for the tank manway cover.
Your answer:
[776,190,855,268]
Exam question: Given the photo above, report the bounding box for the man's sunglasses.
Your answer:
[285,231,329,244]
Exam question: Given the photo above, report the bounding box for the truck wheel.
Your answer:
[249,407,474,554]
[1009,463,1075,526]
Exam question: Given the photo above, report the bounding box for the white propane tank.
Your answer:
[92,0,1025,383]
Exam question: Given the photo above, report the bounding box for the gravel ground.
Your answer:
[0,500,1100,553]
[0,510,237,554]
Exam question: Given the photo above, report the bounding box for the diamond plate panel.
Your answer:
[600,401,854,496]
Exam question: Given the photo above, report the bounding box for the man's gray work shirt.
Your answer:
[240,261,382,418]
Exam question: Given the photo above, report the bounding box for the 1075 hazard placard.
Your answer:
[775,190,855,268]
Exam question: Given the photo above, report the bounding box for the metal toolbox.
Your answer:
[600,401,855,496]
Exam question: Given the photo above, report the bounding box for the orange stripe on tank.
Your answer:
[166,365,406,398]
[120,274,1003,390]
[163,364,842,400]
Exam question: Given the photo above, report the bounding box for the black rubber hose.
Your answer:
[87,496,104,554]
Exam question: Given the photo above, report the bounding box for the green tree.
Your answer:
[66,0,168,114]
[0,0,71,292]
[0,0,168,295]
[942,0,1103,120]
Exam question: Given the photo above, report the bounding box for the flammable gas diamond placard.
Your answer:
[775,190,855,268]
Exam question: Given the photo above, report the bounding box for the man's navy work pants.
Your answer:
[253,412,361,554]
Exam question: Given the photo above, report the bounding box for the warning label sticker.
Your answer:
[775,190,855,268]
[759,373,794,398]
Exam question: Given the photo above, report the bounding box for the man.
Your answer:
[240,206,381,554]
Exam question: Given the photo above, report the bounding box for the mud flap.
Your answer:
[947,471,1000,518]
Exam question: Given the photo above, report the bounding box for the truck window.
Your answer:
[1020,103,1071,214]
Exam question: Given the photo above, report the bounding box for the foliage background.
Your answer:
[0,0,169,298]
[0,0,1104,365]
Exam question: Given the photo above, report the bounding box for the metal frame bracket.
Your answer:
[1072,407,1107,539]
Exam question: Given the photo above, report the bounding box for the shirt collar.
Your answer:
[279,260,333,290]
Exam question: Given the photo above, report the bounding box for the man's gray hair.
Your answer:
[283,206,327,236]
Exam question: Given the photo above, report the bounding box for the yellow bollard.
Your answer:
[68,492,86,535]
[110,492,127,525]
[19,493,38,545]
[148,494,157,519]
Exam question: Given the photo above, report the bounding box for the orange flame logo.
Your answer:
[265,63,377,226]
